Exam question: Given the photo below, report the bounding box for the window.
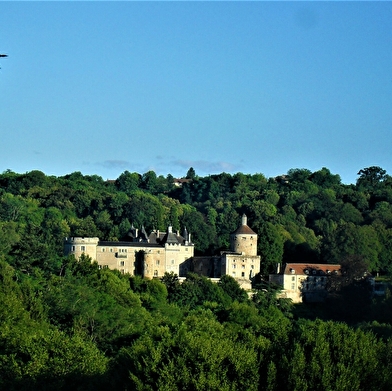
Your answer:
[232,264,236,269]
[292,276,295,281]
[241,272,245,277]
[71,246,75,251]
[154,270,158,277]
[110,248,113,253]
[232,272,236,277]
[102,248,105,252]
[156,260,160,266]
[251,265,254,269]
[81,246,85,252]
[171,259,174,264]
[291,283,295,290]
[120,261,125,266]
[242,265,245,269]
[103,265,108,269]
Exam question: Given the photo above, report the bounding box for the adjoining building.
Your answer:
[64,215,343,297]
[64,214,261,289]
[269,263,341,303]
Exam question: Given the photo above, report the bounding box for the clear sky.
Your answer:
[1,2,391,185]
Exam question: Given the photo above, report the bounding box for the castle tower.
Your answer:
[230,214,258,256]
[64,237,99,260]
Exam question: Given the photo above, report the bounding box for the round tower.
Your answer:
[230,214,258,256]
[64,237,99,260]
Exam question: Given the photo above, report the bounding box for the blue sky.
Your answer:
[1,2,391,185]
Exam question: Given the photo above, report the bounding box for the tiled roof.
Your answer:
[232,224,256,235]
[283,263,341,276]
[231,214,257,235]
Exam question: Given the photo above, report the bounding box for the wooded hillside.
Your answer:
[1,166,392,390]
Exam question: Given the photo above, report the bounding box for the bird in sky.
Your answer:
[0,53,7,69]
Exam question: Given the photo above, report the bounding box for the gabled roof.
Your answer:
[283,263,341,276]
[148,229,188,245]
[161,230,180,244]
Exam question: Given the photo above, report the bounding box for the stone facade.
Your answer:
[179,214,261,290]
[64,214,261,289]
[64,226,194,278]
[269,263,341,303]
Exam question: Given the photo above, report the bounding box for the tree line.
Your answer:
[1,166,392,275]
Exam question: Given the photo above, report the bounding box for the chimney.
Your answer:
[241,214,247,226]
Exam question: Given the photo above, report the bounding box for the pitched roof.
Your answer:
[232,214,256,235]
[161,230,180,244]
[233,224,257,235]
[283,263,341,276]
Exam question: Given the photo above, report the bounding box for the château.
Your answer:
[64,214,261,290]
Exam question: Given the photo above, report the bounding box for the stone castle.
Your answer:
[64,214,261,289]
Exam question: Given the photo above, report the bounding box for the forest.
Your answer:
[1,165,392,390]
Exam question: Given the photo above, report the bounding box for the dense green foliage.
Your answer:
[1,258,392,390]
[2,165,392,273]
[2,166,392,389]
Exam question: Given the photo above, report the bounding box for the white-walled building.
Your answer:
[64,214,260,289]
[269,263,341,303]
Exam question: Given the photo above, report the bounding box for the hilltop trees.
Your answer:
[2,166,392,275]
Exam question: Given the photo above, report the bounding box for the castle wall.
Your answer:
[64,237,194,278]
[64,237,99,260]
[222,253,260,280]
[231,234,258,256]
[64,215,259,290]
[192,256,222,278]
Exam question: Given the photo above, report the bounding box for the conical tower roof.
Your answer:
[232,214,256,235]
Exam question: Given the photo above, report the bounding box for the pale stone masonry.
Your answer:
[64,214,261,289]
[64,226,194,279]
[269,263,341,303]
